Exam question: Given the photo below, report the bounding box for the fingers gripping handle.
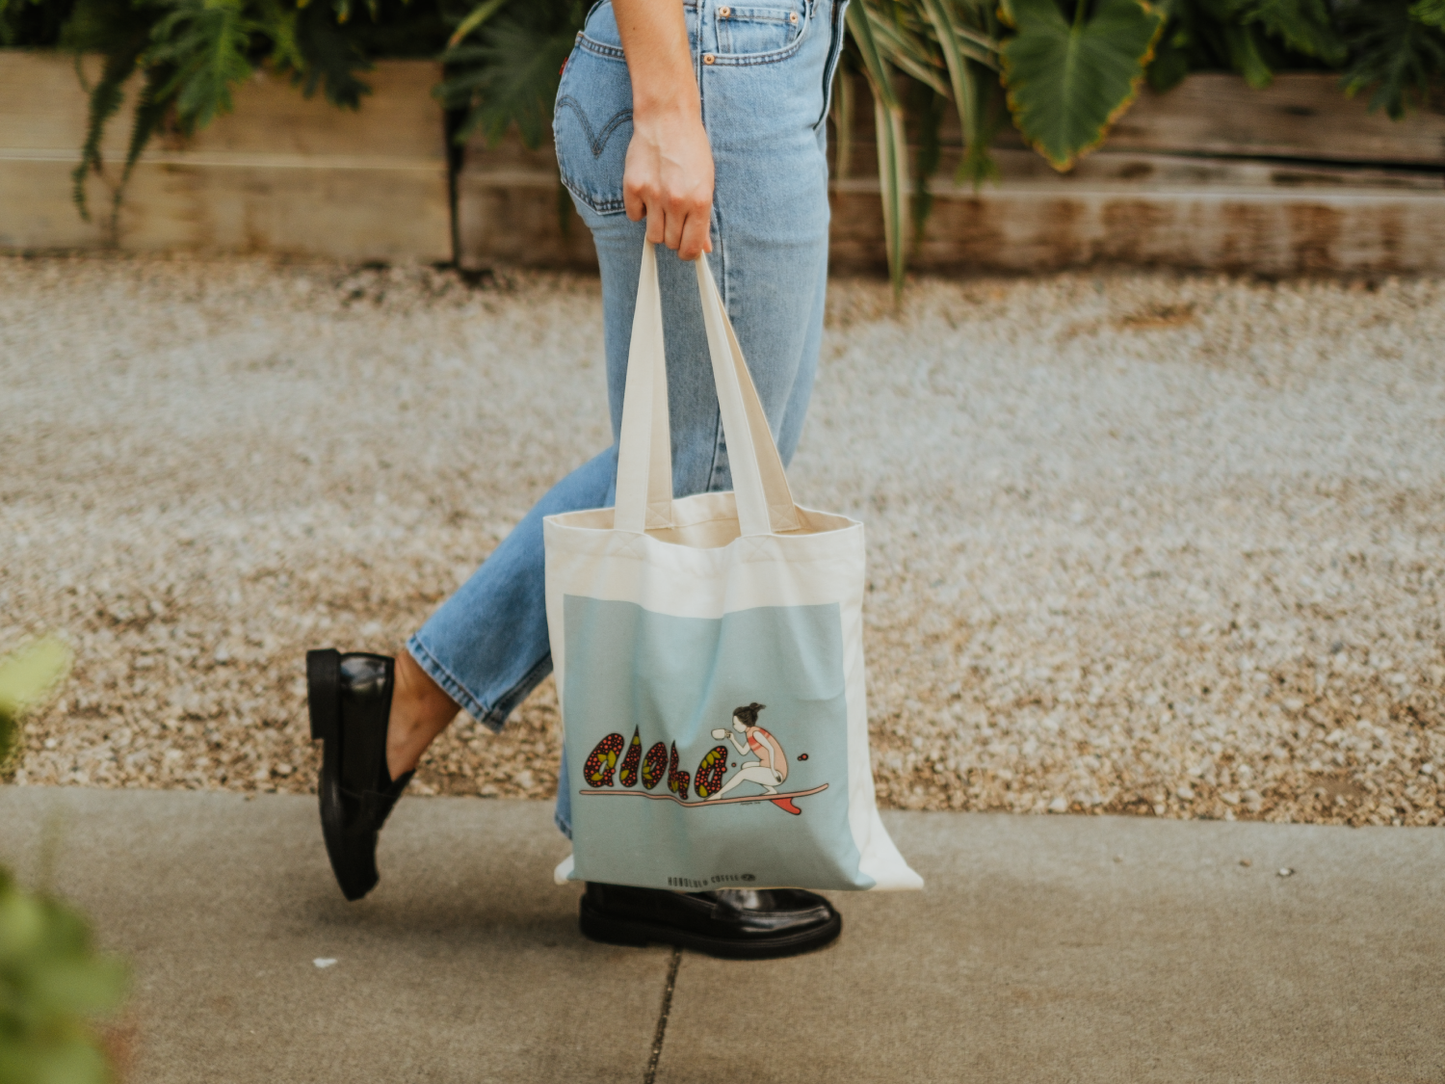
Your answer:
[613,243,800,538]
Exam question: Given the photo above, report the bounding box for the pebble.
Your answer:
[2,256,1442,829]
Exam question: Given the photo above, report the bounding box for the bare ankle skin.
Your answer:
[386,650,460,780]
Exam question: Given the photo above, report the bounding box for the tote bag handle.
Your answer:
[614,243,801,538]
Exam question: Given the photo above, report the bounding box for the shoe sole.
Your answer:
[578,896,842,960]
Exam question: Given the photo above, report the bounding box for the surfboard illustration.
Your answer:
[578,783,827,815]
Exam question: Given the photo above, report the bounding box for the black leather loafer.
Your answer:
[307,649,413,901]
[579,882,841,959]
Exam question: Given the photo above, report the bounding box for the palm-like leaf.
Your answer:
[846,0,912,299]
[1413,0,1445,27]
[447,0,509,48]
[917,0,998,186]
[1001,0,1164,170]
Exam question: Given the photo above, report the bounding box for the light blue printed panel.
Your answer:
[563,595,872,890]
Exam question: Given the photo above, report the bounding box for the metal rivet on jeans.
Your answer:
[789,10,798,21]
[719,5,730,15]
[703,53,715,64]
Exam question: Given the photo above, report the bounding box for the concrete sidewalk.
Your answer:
[2,786,1441,1083]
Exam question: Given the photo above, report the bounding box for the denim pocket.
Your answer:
[553,41,632,216]
[715,1,807,58]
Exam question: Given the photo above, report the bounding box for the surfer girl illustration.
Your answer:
[707,703,786,800]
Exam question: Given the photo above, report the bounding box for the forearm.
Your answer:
[611,0,713,258]
[612,0,699,120]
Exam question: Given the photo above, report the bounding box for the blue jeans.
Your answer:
[408,0,847,836]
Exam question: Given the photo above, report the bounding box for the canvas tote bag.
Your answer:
[546,243,921,892]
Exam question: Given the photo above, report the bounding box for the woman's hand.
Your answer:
[613,0,715,261]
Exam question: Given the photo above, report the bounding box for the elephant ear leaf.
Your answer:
[1001,0,1164,171]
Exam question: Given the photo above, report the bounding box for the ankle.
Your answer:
[386,651,459,780]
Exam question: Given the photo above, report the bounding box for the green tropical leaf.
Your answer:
[1222,18,1274,86]
[1001,0,1165,171]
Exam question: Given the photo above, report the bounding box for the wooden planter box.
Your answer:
[0,52,450,262]
[454,133,597,270]
[458,73,1445,276]
[5,53,1442,275]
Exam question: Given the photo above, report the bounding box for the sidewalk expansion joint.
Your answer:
[643,947,683,1084]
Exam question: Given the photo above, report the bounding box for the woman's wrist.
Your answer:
[631,90,701,123]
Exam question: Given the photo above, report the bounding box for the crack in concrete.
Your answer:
[643,948,683,1084]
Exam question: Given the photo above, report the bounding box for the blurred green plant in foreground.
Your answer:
[0,638,130,1084]
[0,638,71,767]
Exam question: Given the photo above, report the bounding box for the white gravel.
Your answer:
[3,254,1442,826]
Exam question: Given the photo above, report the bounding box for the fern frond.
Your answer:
[439,2,582,149]
[1339,0,1445,119]
[294,0,372,107]
[111,62,173,230]
[1240,0,1345,62]
[142,0,258,133]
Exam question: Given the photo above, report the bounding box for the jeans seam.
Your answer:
[560,173,626,216]
[706,36,808,65]
[488,653,556,730]
[577,34,626,61]
[555,97,633,158]
[814,0,846,129]
[407,634,549,733]
[704,7,811,66]
[406,635,495,730]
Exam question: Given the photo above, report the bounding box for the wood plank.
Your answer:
[835,72,1445,169]
[455,129,597,270]
[830,182,1445,275]
[0,50,96,151]
[1106,74,1445,166]
[456,127,1445,275]
[924,147,1443,191]
[0,51,450,260]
